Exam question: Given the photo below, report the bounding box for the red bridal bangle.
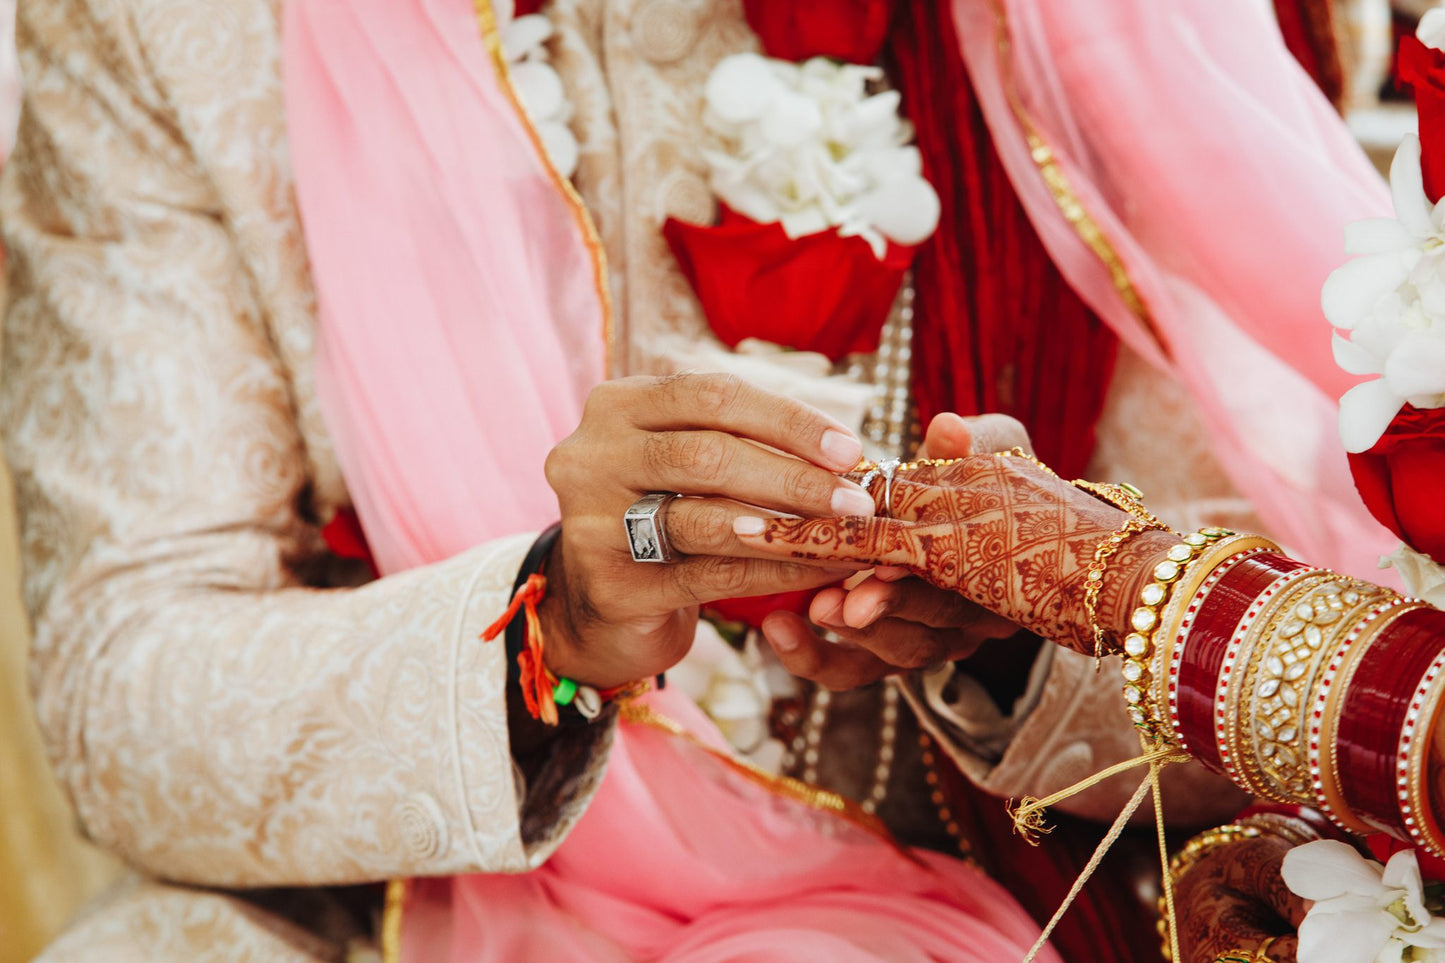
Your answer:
[1336,606,1445,835]
[1175,553,1309,771]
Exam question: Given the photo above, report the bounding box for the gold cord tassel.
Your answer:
[1009,740,1189,843]
[1017,735,1189,963]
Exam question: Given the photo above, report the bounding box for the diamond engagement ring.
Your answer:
[624,493,680,563]
[857,458,900,518]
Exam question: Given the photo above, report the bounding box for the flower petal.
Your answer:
[1297,903,1397,963]
[534,121,578,179]
[855,176,940,247]
[503,14,553,61]
[1384,333,1445,398]
[706,53,783,125]
[1322,254,1412,329]
[1345,217,1418,256]
[1392,136,1435,238]
[510,61,565,121]
[1284,840,1390,901]
[1383,850,1430,925]
[1334,331,1385,376]
[1339,378,1406,453]
[1421,8,1445,50]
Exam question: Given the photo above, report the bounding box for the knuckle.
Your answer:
[582,379,624,419]
[543,439,577,494]
[693,373,744,413]
[643,432,726,480]
[780,401,822,442]
[782,465,832,507]
[671,501,729,552]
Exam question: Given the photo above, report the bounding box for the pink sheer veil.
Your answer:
[952,0,1397,578]
[284,0,1055,959]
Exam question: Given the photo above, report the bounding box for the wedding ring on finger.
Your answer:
[624,493,681,563]
[859,458,900,518]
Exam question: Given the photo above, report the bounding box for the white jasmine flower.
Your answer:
[1383,543,1445,608]
[1324,136,1445,451]
[701,54,941,258]
[1421,7,1445,52]
[669,621,777,760]
[1283,841,1445,963]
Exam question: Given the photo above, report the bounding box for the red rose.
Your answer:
[742,0,897,66]
[663,207,914,362]
[1399,36,1445,203]
[1348,404,1445,564]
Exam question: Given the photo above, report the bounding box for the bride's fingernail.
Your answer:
[733,516,765,536]
[820,429,863,470]
[831,484,875,517]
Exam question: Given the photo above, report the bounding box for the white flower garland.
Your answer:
[700,53,941,259]
[496,0,578,178]
[1325,9,1445,598]
[1326,11,1445,454]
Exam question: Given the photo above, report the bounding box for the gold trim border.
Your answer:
[983,0,1164,354]
[471,0,615,357]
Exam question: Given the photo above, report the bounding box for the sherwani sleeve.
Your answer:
[902,649,1250,825]
[0,0,611,888]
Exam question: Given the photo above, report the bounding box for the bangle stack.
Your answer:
[1153,538,1445,854]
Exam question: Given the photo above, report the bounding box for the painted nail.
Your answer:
[733,516,766,536]
[820,429,863,470]
[831,484,876,518]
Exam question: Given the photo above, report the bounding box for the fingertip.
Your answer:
[760,611,800,651]
[924,412,972,458]
[733,515,765,536]
[809,587,845,627]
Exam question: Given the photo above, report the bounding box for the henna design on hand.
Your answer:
[1174,835,1303,963]
[753,455,1177,652]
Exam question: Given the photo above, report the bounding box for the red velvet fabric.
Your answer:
[743,0,898,65]
[1272,0,1344,108]
[884,0,1118,480]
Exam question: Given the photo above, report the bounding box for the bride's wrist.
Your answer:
[1095,529,1183,645]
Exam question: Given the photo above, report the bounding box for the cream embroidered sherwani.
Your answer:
[3,0,1244,956]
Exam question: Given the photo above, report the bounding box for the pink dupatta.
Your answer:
[285,0,1053,959]
[950,0,1397,578]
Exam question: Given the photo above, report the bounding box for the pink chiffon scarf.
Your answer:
[951,0,1397,578]
[285,0,1054,959]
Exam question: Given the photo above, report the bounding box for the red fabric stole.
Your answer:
[885,0,1119,480]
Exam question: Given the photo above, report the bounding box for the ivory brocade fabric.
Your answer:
[3,0,1244,955]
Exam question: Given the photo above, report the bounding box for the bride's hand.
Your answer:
[758,413,1026,689]
[736,434,1179,654]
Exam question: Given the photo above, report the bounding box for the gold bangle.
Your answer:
[1241,575,1396,805]
[1226,570,1340,801]
[1123,528,1234,738]
[1072,478,1165,528]
[1084,518,1159,659]
[1155,535,1282,746]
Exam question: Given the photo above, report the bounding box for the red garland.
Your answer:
[1399,35,1445,204]
[664,207,915,362]
[742,0,897,66]
[1348,404,1445,565]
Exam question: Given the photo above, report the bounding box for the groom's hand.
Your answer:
[759,413,1027,690]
